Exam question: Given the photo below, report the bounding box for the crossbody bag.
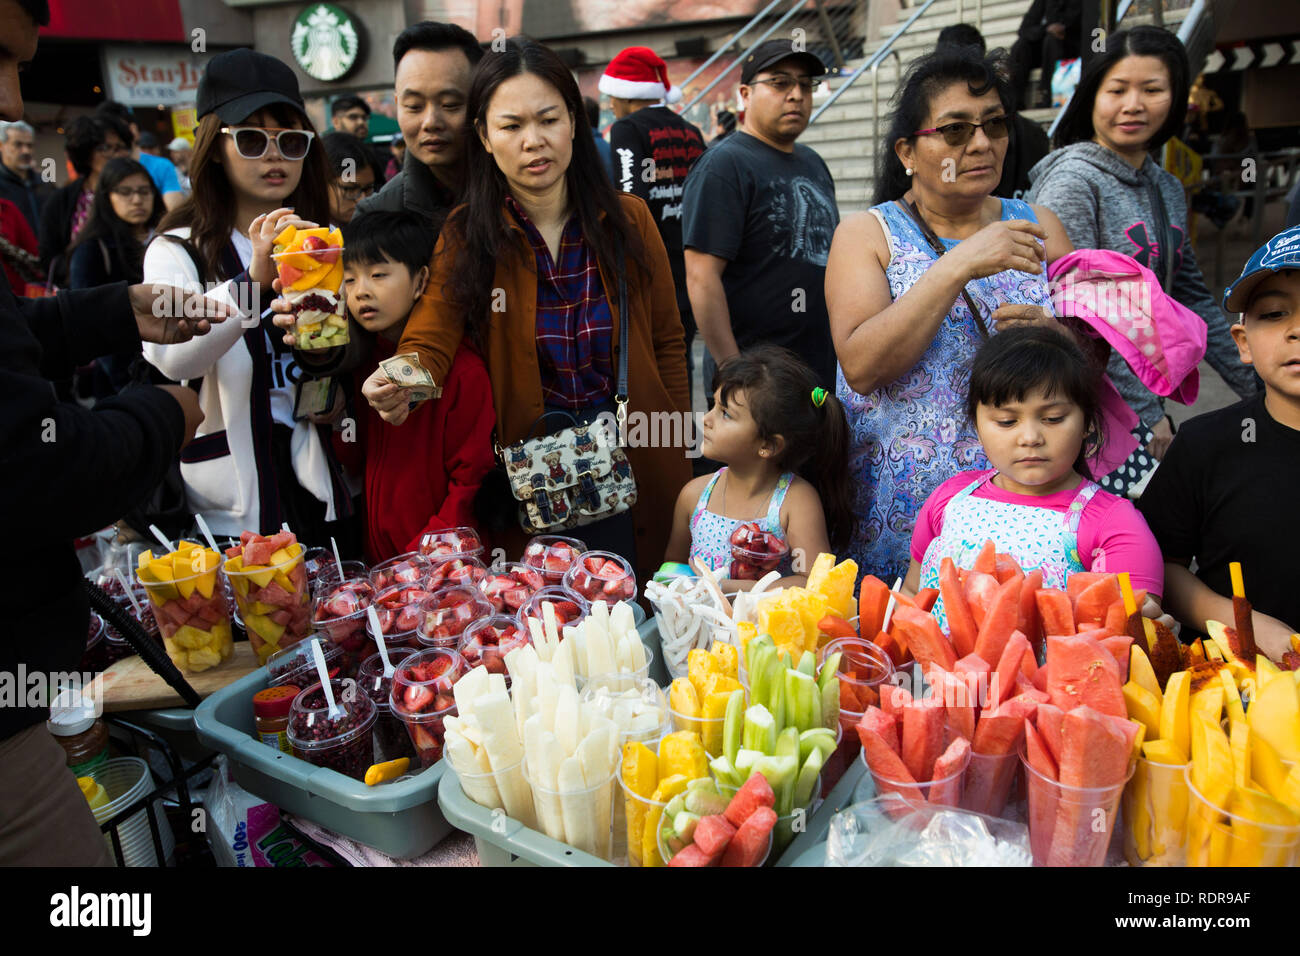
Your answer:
[895,198,991,337]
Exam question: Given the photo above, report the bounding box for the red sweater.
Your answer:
[0,198,38,291]
[339,337,497,562]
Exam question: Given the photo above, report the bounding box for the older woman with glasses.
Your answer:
[824,46,1074,581]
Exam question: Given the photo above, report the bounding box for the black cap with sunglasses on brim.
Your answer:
[740,40,826,85]
[196,48,307,125]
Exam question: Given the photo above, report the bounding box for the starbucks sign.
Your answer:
[291,3,362,82]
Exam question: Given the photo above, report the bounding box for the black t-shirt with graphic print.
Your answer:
[682,130,839,386]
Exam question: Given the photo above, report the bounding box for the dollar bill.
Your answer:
[379,352,441,403]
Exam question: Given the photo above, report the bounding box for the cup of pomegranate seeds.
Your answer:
[286,679,377,781]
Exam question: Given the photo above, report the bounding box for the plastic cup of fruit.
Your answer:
[102,602,162,665]
[563,551,636,604]
[135,563,234,675]
[1121,755,1189,867]
[417,527,485,562]
[667,698,733,759]
[478,562,547,615]
[223,550,312,666]
[517,587,590,634]
[266,638,344,689]
[82,612,108,673]
[416,586,494,650]
[310,577,377,677]
[373,583,435,648]
[389,647,467,768]
[656,802,773,868]
[272,247,348,352]
[368,552,431,592]
[522,534,588,587]
[1183,764,1300,867]
[582,678,670,748]
[1020,745,1134,867]
[286,679,377,782]
[459,614,532,683]
[358,648,418,764]
[617,762,671,866]
[301,549,368,597]
[525,755,617,862]
[425,554,488,591]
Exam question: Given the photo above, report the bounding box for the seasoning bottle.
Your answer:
[253,685,300,753]
[47,706,110,775]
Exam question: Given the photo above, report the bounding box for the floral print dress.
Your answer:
[836,198,1055,580]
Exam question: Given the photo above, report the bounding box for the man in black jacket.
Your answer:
[1009,0,1082,109]
[0,120,47,235]
[0,0,227,866]
[355,21,483,228]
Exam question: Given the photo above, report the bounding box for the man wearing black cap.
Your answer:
[0,0,225,866]
[682,39,840,388]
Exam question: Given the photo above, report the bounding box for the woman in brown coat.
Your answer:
[364,37,690,585]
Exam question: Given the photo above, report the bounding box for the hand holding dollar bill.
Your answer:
[378,352,441,404]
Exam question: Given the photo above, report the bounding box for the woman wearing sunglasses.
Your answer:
[825,46,1073,581]
[1027,26,1258,470]
[141,49,357,544]
[67,157,164,395]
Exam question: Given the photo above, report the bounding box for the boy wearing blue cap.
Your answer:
[1137,225,1300,660]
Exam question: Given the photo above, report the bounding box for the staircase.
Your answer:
[800,0,1195,214]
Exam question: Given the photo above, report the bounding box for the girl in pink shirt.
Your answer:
[902,326,1164,631]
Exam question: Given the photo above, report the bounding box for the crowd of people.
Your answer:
[3,0,1298,865]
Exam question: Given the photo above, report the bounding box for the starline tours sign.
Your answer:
[103,46,213,107]
[291,3,364,82]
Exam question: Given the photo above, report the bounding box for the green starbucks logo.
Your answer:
[291,4,361,82]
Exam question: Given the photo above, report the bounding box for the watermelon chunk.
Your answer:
[891,606,956,672]
[1035,589,1075,637]
[857,706,899,753]
[723,772,775,828]
[963,571,999,628]
[857,575,891,640]
[1047,705,1131,866]
[720,806,776,867]
[973,577,1022,667]
[1018,568,1044,650]
[860,726,919,795]
[1103,601,1128,634]
[994,553,1025,584]
[1024,719,1058,780]
[1035,703,1066,767]
[1099,635,1134,682]
[1074,575,1121,629]
[692,814,736,858]
[1065,572,1109,612]
[902,701,946,782]
[243,539,276,567]
[879,682,912,719]
[1044,632,1126,718]
[928,736,971,806]
[992,630,1030,706]
[258,580,296,607]
[667,844,719,867]
[940,557,979,658]
[915,587,939,613]
[972,540,997,574]
[1023,719,1060,863]
[929,666,975,742]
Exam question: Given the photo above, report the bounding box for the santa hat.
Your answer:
[599,46,682,105]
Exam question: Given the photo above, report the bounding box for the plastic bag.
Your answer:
[202,757,333,867]
[825,794,1032,867]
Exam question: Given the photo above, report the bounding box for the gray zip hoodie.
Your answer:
[1027,142,1256,427]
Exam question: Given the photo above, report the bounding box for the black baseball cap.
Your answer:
[740,40,826,85]
[197,49,307,124]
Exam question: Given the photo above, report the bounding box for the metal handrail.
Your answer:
[1046,0,1138,141]
[810,0,940,124]
[871,50,902,148]
[677,0,791,92]
[1175,0,1208,43]
[682,0,812,113]
[956,0,983,30]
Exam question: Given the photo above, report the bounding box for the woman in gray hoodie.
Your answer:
[1027,26,1257,469]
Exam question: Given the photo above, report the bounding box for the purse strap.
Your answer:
[895,199,990,339]
[1144,178,1177,292]
[614,229,630,442]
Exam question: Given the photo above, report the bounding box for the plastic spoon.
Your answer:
[148,524,174,553]
[367,606,395,679]
[880,576,904,633]
[330,536,344,579]
[281,522,292,534]
[194,514,220,555]
[113,569,144,618]
[310,638,344,720]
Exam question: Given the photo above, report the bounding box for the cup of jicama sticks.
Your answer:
[583,678,671,748]
[1122,753,1189,866]
[1020,744,1133,866]
[524,756,617,861]
[1183,765,1300,867]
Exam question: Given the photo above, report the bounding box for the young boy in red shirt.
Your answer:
[338,211,496,561]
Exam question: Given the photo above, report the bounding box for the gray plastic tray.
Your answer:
[774,758,866,865]
[193,668,451,859]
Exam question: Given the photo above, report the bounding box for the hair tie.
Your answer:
[811,387,828,408]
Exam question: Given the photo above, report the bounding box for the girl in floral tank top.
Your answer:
[664,347,854,589]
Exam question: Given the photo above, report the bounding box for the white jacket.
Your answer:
[141,227,338,537]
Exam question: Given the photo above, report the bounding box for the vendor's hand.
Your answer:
[991,304,1055,329]
[129,283,234,344]
[157,384,204,446]
[1046,21,1066,38]
[1254,612,1296,664]
[945,218,1048,282]
[362,366,412,426]
[1147,416,1174,460]
[248,208,317,289]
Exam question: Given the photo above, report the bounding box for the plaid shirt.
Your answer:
[507,196,613,410]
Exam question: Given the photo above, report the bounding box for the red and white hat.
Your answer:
[599,46,682,104]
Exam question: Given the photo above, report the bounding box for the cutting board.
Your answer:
[100,643,261,712]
